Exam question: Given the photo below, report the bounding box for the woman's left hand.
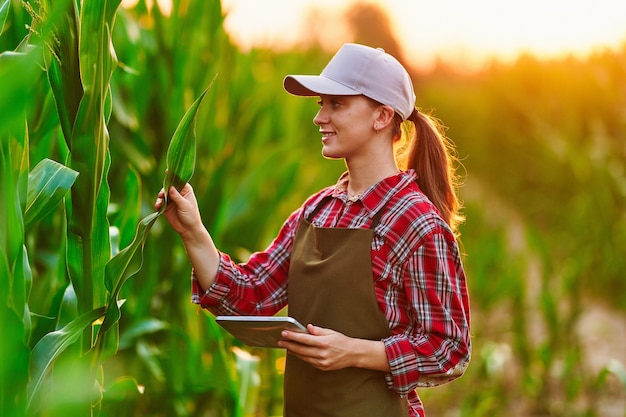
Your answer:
[278,324,356,371]
[278,324,390,372]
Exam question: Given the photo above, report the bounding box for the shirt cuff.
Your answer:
[383,335,420,397]
[190,251,232,307]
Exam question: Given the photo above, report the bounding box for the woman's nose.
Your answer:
[313,107,327,126]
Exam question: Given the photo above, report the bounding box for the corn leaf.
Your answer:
[79,0,121,96]
[19,248,32,337]
[45,0,82,148]
[0,107,30,414]
[161,75,217,208]
[24,158,78,229]
[56,284,78,331]
[1,142,18,256]
[1,132,28,321]
[0,49,39,143]
[135,340,165,382]
[97,212,159,356]
[117,166,141,248]
[0,258,29,417]
[10,118,29,221]
[5,123,28,339]
[27,306,106,411]
[103,211,159,296]
[118,318,169,350]
[0,0,10,38]
[102,376,144,402]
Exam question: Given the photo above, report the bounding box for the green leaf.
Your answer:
[11,246,32,342]
[96,211,159,360]
[162,75,217,207]
[135,340,165,382]
[0,0,9,35]
[47,50,80,148]
[103,212,159,295]
[103,376,144,402]
[24,158,79,229]
[79,0,121,97]
[118,318,169,350]
[27,306,106,412]
[0,255,29,417]
[43,0,82,147]
[118,166,141,248]
[0,48,43,139]
[0,136,26,308]
[56,283,78,330]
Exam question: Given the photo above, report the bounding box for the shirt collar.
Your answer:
[332,169,418,213]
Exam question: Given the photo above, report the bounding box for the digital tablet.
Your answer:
[215,316,309,348]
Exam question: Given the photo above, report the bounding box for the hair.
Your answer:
[393,109,465,235]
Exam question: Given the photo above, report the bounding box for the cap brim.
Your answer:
[283,75,361,97]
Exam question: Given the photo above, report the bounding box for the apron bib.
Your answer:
[284,198,409,417]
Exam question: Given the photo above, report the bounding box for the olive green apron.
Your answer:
[284,198,410,417]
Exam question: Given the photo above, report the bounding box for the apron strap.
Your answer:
[305,195,333,223]
[369,201,389,229]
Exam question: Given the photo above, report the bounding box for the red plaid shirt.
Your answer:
[193,170,471,417]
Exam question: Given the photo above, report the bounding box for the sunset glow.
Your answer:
[221,0,626,70]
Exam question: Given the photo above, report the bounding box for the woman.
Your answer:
[156,43,471,417]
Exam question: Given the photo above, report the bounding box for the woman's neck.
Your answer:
[345,159,400,197]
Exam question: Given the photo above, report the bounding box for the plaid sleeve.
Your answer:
[383,230,471,395]
[190,251,252,312]
[190,210,302,317]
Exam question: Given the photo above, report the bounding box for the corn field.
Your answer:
[1,1,625,416]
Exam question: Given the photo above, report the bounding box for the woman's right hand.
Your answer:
[155,183,203,239]
[156,183,220,289]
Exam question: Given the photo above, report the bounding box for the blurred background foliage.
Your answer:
[1,0,625,416]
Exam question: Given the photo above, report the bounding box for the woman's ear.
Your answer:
[373,105,396,132]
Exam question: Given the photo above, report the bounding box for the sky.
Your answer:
[220,0,626,71]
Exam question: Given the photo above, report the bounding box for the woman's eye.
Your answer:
[317,98,341,108]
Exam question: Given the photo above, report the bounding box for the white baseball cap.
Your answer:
[283,43,416,120]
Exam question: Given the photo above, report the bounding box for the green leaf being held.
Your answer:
[161,75,217,208]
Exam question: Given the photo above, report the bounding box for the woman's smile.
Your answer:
[320,130,336,141]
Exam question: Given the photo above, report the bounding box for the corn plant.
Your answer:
[1,0,220,415]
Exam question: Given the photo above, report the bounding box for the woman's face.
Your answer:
[313,94,379,161]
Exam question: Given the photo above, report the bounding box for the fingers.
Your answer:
[279,336,336,371]
[155,188,165,210]
[167,185,181,202]
[170,183,195,200]
[279,325,331,348]
[306,324,330,335]
[155,183,193,209]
